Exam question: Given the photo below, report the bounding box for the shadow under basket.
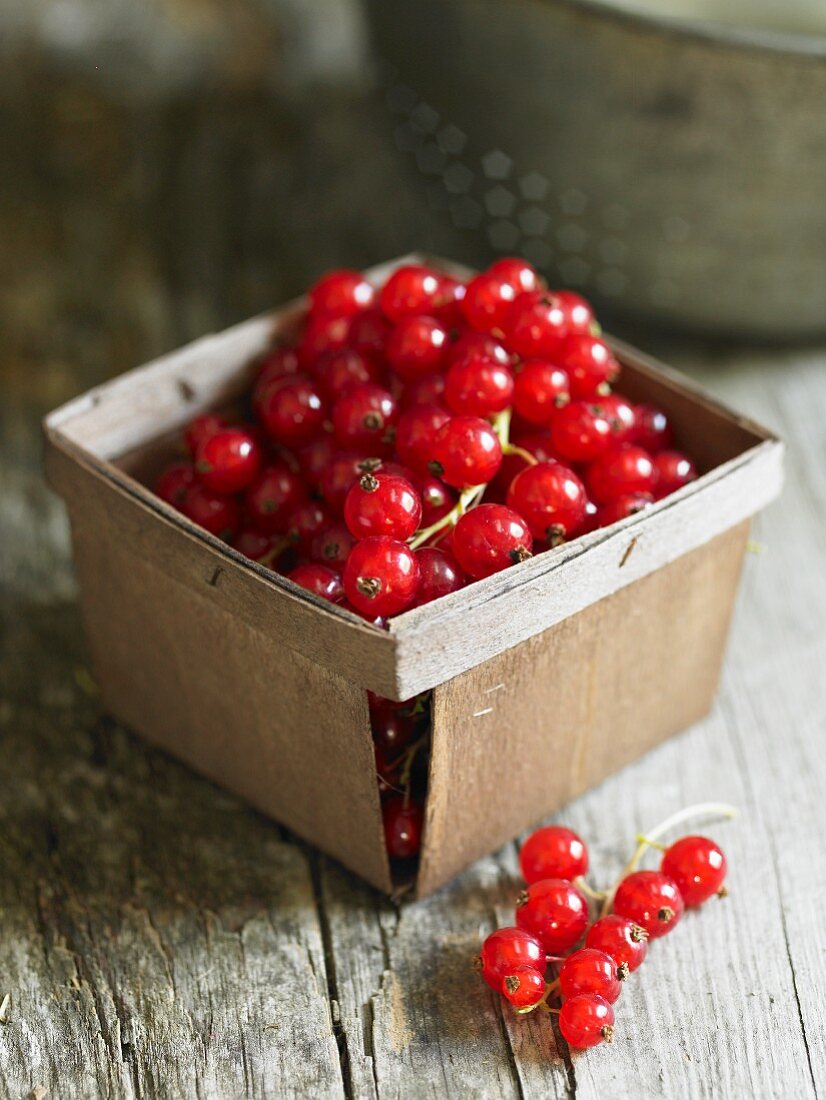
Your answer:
[43,255,784,898]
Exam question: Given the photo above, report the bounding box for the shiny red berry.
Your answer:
[512,360,570,425]
[598,393,636,443]
[452,504,532,579]
[653,450,698,498]
[255,345,300,388]
[383,796,424,859]
[343,536,420,618]
[559,335,620,399]
[182,483,241,541]
[413,547,466,606]
[633,404,673,453]
[287,563,345,603]
[418,475,456,526]
[320,452,372,513]
[371,709,417,754]
[234,526,277,562]
[478,926,546,990]
[430,417,503,489]
[156,462,195,509]
[447,330,512,370]
[503,290,568,359]
[661,835,727,906]
[559,994,615,1049]
[519,825,589,884]
[344,472,422,540]
[395,404,451,475]
[333,383,398,454]
[613,870,684,938]
[259,376,326,448]
[387,315,450,380]
[488,256,541,295]
[312,347,383,401]
[559,948,625,1004]
[597,492,654,527]
[444,358,514,417]
[298,312,351,367]
[245,465,308,533]
[348,307,393,356]
[460,271,520,333]
[195,428,262,494]
[184,413,227,457]
[379,264,442,321]
[501,968,546,1009]
[585,915,649,973]
[550,401,613,463]
[286,499,331,551]
[310,521,356,568]
[555,290,595,336]
[297,435,336,489]
[506,462,587,545]
[587,445,656,504]
[400,372,446,409]
[516,878,589,954]
[308,268,375,317]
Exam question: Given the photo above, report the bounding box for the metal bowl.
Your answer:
[365,0,826,339]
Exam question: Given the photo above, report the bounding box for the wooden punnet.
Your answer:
[43,257,784,897]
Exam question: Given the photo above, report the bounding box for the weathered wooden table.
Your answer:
[2,60,825,1100]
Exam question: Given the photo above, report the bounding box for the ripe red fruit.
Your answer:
[371,709,417,754]
[297,312,351,367]
[506,462,587,545]
[430,417,503,489]
[311,522,356,568]
[501,967,546,1009]
[320,452,372,513]
[585,915,649,973]
[661,835,727,906]
[460,270,521,333]
[413,547,466,606]
[286,499,331,551]
[478,926,546,990]
[348,307,393,356]
[255,345,300,389]
[297,435,336,489]
[386,315,450,380]
[182,483,241,541]
[559,994,615,1049]
[633,404,673,453]
[382,795,424,858]
[332,383,398,454]
[516,878,588,955]
[379,264,442,321]
[447,330,512,370]
[418,475,456,526]
[444,358,514,417]
[550,401,613,463]
[519,825,589,884]
[156,462,195,509]
[653,450,698,498]
[259,376,326,448]
[343,536,420,618]
[184,413,227,457]
[400,372,446,409]
[503,290,568,359]
[287,563,345,604]
[344,472,422,540]
[195,428,262,494]
[308,268,375,317]
[559,948,625,1004]
[488,256,541,296]
[453,504,532,579]
[613,870,684,938]
[312,347,383,400]
[555,290,595,336]
[395,404,451,475]
[586,444,656,504]
[559,335,620,399]
[596,492,654,527]
[598,393,637,443]
[512,360,570,425]
[234,526,276,562]
[245,465,307,533]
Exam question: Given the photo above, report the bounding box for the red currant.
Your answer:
[297,435,335,489]
[429,417,503,489]
[585,915,649,973]
[400,373,446,409]
[255,345,300,388]
[288,563,345,603]
[311,521,356,568]
[234,526,277,562]
[586,444,656,504]
[597,492,654,527]
[348,306,393,356]
[320,452,373,513]
[156,462,195,509]
[413,547,466,606]
[286,499,331,551]
[245,465,308,533]
[519,825,589,884]
[488,256,541,295]
[382,795,424,859]
[182,483,241,541]
[343,536,420,618]
[598,393,636,443]
[515,878,588,954]
[653,450,698,498]
[308,268,375,317]
[661,835,727,906]
[460,270,520,333]
[613,870,684,938]
[559,948,625,1004]
[312,347,383,401]
[447,330,512,370]
[430,274,466,328]
[371,709,417,754]
[550,401,613,463]
[512,360,570,425]
[387,315,449,380]
[333,383,398,454]
[418,474,456,526]
[344,472,422,540]
[444,358,514,417]
[195,427,262,495]
[633,404,673,453]
[559,335,620,399]
[395,404,451,475]
[184,413,227,457]
[452,504,532,580]
[259,376,326,448]
[379,264,442,321]
[503,290,568,359]
[478,926,546,990]
[506,462,587,545]
[298,312,351,367]
[555,290,595,336]
[501,968,546,1009]
[559,994,615,1049]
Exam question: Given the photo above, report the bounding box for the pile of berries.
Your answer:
[153,259,699,622]
[369,689,431,863]
[479,812,730,1050]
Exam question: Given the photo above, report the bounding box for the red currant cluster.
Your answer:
[369,690,431,863]
[479,812,730,1050]
[154,259,699,621]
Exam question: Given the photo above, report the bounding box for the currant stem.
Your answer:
[514,978,560,1015]
[574,876,608,902]
[408,485,484,550]
[503,443,538,466]
[600,802,738,918]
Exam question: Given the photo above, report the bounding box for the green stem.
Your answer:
[408,485,482,550]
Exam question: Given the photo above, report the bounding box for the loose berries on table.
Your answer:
[559,948,626,1004]
[612,870,685,939]
[515,878,589,954]
[585,915,649,973]
[559,993,615,1049]
[502,968,546,1010]
[478,927,546,990]
[519,825,589,884]
[660,835,727,906]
